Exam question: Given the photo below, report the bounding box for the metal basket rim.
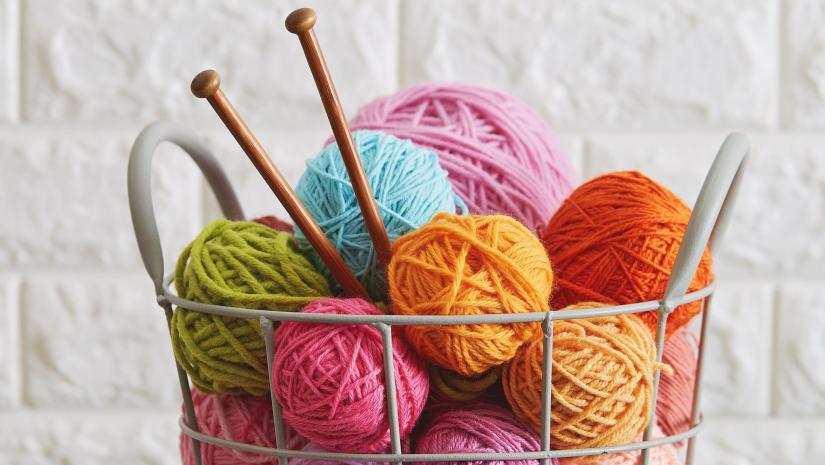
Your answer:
[161,272,716,325]
[177,416,705,462]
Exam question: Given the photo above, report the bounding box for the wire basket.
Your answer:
[128,120,749,465]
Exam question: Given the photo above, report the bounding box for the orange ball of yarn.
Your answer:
[503,302,670,453]
[540,171,713,338]
[389,213,553,376]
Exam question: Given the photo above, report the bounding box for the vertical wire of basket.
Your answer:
[128,121,749,464]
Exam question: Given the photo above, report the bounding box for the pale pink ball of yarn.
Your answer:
[180,388,307,465]
[414,403,557,465]
[349,82,576,229]
[272,298,429,453]
[558,426,680,465]
[657,328,697,447]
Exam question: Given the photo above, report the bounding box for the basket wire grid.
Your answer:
[128,121,749,465]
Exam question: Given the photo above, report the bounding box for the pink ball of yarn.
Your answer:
[414,403,556,465]
[349,82,576,229]
[180,388,307,465]
[289,440,412,465]
[272,298,429,453]
[558,427,680,465]
[657,328,697,446]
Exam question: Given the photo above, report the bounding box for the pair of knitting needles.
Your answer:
[191,8,391,300]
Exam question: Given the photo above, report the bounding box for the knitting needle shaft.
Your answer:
[191,69,369,300]
[286,8,393,271]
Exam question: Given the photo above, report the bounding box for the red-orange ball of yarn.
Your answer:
[540,171,713,338]
[389,213,553,376]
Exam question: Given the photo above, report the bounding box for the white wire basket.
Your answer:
[128,120,749,465]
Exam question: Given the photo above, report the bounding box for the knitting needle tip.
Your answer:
[191,69,221,99]
[285,8,316,34]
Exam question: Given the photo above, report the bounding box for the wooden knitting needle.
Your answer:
[191,69,369,300]
[286,8,393,271]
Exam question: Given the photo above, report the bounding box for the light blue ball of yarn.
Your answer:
[295,130,467,301]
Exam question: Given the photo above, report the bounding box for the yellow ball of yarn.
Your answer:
[430,365,502,402]
[503,302,670,454]
[388,213,553,376]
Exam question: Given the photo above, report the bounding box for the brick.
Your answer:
[0,275,19,407]
[0,129,201,269]
[22,273,181,408]
[776,282,825,416]
[585,134,718,203]
[784,0,825,128]
[586,134,825,279]
[23,0,398,128]
[402,0,778,131]
[557,134,584,180]
[0,412,179,465]
[0,0,18,121]
[695,419,825,465]
[702,280,773,416]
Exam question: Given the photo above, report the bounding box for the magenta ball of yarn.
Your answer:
[349,82,576,228]
[272,298,429,453]
[414,403,555,465]
[657,328,697,447]
[180,388,307,465]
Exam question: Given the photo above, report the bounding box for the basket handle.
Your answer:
[662,132,749,307]
[128,120,245,294]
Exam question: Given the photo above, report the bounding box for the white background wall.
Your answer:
[1,0,824,464]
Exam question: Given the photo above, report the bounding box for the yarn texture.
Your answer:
[558,427,680,465]
[180,388,307,465]
[413,403,556,465]
[289,441,411,465]
[172,219,330,395]
[389,213,553,376]
[503,302,671,453]
[430,365,502,402]
[254,215,293,233]
[296,130,465,300]
[350,82,576,229]
[272,298,429,453]
[541,171,713,337]
[656,328,697,445]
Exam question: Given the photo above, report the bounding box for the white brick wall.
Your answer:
[1,1,823,464]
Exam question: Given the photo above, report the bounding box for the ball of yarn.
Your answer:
[172,219,331,395]
[350,82,577,229]
[413,403,556,465]
[656,328,697,445]
[272,298,429,453]
[295,129,465,300]
[430,366,502,403]
[540,171,713,337]
[503,302,670,451]
[558,427,680,465]
[289,440,411,465]
[180,387,308,465]
[254,215,293,233]
[389,213,553,376]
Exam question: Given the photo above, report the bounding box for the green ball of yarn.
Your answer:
[171,219,331,395]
